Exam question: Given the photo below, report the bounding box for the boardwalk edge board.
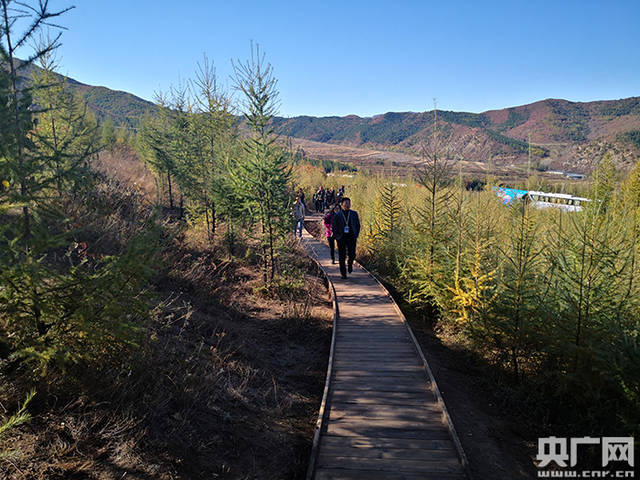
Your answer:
[304,228,339,480]
[353,259,473,480]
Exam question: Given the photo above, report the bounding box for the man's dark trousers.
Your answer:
[337,234,357,277]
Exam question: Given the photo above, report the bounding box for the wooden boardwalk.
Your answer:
[302,221,471,480]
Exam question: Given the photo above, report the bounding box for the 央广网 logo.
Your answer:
[536,436,634,478]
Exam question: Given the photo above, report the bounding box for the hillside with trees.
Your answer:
[5,58,157,127]
[7,60,638,174]
[273,98,640,172]
[1,1,638,479]
[0,4,330,478]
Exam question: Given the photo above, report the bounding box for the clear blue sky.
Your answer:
[41,0,640,117]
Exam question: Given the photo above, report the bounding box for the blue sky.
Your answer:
[38,0,640,117]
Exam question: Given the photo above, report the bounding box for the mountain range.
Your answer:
[273,98,640,173]
[10,61,640,173]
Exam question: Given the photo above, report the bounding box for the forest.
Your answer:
[1,3,332,477]
[1,1,638,478]
[313,147,640,438]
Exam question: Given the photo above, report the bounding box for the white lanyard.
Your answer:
[343,210,351,232]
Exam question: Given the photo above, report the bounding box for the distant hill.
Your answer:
[65,80,157,128]
[273,97,640,173]
[5,59,639,172]
[7,59,157,128]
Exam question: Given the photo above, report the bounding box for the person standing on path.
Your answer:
[324,203,340,264]
[326,188,335,206]
[294,195,305,238]
[332,197,360,279]
[314,187,324,213]
[299,190,306,211]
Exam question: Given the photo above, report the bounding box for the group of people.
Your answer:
[312,185,345,213]
[294,186,360,280]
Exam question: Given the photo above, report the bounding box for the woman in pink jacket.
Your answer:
[323,204,340,264]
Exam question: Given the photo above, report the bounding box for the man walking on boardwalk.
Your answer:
[332,197,360,279]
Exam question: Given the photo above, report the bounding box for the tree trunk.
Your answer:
[50,105,62,196]
[167,171,174,208]
[3,5,30,242]
[211,200,216,239]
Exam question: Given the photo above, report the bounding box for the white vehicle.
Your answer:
[526,191,591,212]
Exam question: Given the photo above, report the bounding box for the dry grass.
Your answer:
[1,236,332,479]
[94,144,158,201]
[0,149,333,479]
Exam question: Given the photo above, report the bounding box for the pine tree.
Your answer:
[449,191,500,326]
[403,108,455,310]
[367,180,404,275]
[191,54,235,240]
[0,2,160,376]
[591,152,617,209]
[545,203,629,373]
[413,108,454,273]
[30,46,100,199]
[490,200,544,380]
[0,0,73,240]
[138,100,178,209]
[231,44,292,283]
[100,116,117,151]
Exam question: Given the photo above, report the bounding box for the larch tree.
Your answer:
[231,43,292,283]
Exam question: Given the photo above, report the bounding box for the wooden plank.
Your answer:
[335,343,414,349]
[333,366,424,374]
[336,333,410,338]
[337,327,408,333]
[335,350,415,355]
[318,447,457,462]
[338,326,407,331]
[316,455,462,473]
[314,468,466,480]
[335,344,414,350]
[332,369,425,377]
[333,365,423,372]
[330,390,435,404]
[328,403,443,418]
[335,337,411,343]
[333,361,423,370]
[336,343,413,349]
[333,362,423,369]
[335,367,426,380]
[320,435,455,451]
[326,424,452,440]
[327,417,446,433]
[338,318,401,323]
[333,358,418,365]
[330,382,430,394]
[333,368,425,376]
[333,351,417,358]
[327,416,446,431]
[332,369,425,376]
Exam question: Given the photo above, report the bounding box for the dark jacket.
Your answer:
[332,209,360,241]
